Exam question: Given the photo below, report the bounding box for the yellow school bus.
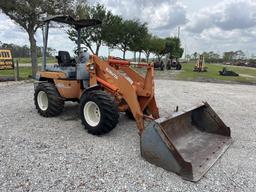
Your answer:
[0,49,14,70]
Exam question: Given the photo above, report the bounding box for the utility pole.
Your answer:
[177,26,180,39]
[184,44,187,60]
[108,47,111,56]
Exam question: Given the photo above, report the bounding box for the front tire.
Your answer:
[160,64,164,71]
[34,82,64,117]
[80,90,119,135]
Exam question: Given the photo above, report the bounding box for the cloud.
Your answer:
[0,14,28,45]
[186,0,256,33]
[1,0,256,57]
[182,0,256,55]
[215,0,256,30]
[0,14,76,53]
[89,0,187,34]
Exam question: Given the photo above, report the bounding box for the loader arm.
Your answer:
[88,55,159,133]
[108,56,159,118]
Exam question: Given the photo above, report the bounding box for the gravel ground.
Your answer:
[0,80,255,192]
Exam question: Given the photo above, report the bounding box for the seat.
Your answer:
[46,51,76,78]
[56,51,75,67]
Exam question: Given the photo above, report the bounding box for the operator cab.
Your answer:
[41,16,101,80]
[45,48,90,79]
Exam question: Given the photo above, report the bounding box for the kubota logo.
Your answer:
[106,68,118,80]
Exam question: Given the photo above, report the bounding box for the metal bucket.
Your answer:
[141,102,232,182]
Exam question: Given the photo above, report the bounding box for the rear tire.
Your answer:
[34,82,64,117]
[176,63,182,70]
[80,90,119,135]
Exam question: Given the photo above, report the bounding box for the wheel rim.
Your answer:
[37,91,49,111]
[83,101,101,127]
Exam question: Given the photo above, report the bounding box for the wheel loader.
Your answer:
[34,16,232,182]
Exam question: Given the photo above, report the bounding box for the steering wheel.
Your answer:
[74,47,88,55]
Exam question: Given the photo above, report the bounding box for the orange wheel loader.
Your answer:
[34,16,232,182]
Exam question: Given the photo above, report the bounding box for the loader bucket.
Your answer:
[141,102,232,182]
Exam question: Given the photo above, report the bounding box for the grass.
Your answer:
[0,57,56,79]
[134,62,256,85]
[16,57,57,64]
[0,62,255,85]
[0,67,33,79]
[176,63,256,84]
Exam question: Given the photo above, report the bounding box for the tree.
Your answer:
[101,14,123,51]
[106,19,148,59]
[128,23,148,61]
[223,51,236,62]
[150,37,166,61]
[68,3,121,56]
[202,51,220,63]
[235,50,245,60]
[193,52,198,60]
[0,0,74,78]
[140,33,154,63]
[2,42,56,58]
[165,37,184,62]
[2,43,30,57]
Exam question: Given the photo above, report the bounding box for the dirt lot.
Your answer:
[0,80,255,192]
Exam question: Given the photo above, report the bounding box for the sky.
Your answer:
[0,0,256,58]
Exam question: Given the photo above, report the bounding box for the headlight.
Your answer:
[89,64,95,70]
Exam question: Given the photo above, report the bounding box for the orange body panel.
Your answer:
[39,71,82,99]
[54,79,82,99]
[40,71,67,79]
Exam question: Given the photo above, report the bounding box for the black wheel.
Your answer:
[80,90,119,135]
[34,82,64,117]
[176,63,182,70]
[125,109,135,120]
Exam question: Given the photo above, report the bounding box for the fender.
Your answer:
[80,84,101,99]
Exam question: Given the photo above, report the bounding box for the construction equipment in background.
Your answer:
[0,49,14,70]
[153,60,165,70]
[219,67,239,76]
[194,55,207,72]
[166,60,182,70]
[34,16,232,182]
